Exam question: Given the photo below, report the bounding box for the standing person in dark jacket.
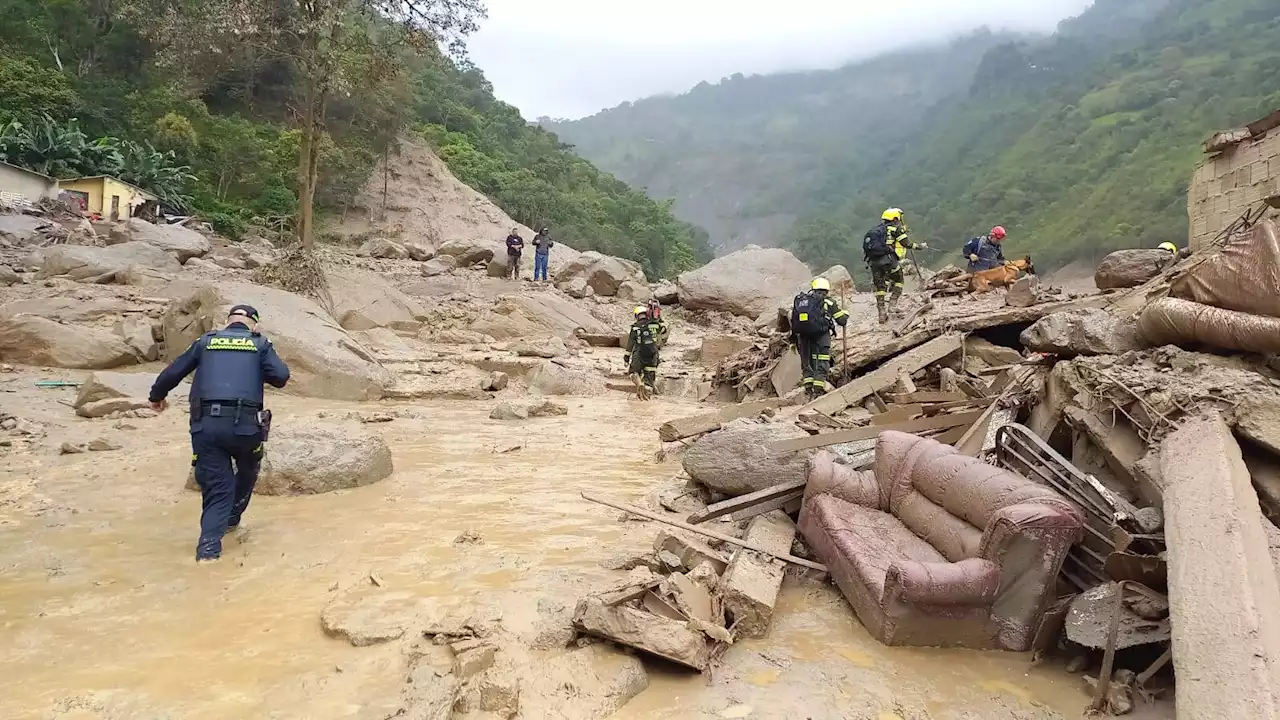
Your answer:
[532,227,554,282]
[963,226,1007,271]
[791,278,849,398]
[504,227,525,281]
[149,304,290,562]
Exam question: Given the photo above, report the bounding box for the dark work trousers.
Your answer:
[192,413,264,558]
[796,332,833,393]
[870,260,904,300]
[507,251,522,280]
[629,347,660,388]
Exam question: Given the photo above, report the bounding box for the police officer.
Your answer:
[791,278,849,398]
[863,208,926,324]
[149,304,290,562]
[624,306,665,400]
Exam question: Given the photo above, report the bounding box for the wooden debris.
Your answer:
[580,492,827,572]
[892,301,933,337]
[597,577,664,607]
[687,479,807,525]
[770,410,983,453]
[658,398,788,443]
[804,333,964,415]
[887,390,967,404]
[872,404,924,425]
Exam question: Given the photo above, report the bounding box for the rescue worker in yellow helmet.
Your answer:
[1157,241,1191,267]
[790,277,849,399]
[863,208,927,324]
[624,305,666,400]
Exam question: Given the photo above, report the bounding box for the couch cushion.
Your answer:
[807,494,945,599]
[893,490,984,562]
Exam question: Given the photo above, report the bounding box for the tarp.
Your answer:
[1172,219,1280,318]
[1138,297,1280,355]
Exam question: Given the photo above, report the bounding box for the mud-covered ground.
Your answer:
[0,360,1098,720]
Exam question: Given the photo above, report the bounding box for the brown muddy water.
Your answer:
[0,392,1090,719]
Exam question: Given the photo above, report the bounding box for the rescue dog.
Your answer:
[969,256,1035,292]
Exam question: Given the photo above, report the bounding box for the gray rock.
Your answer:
[511,337,567,359]
[356,237,409,260]
[651,280,678,305]
[329,270,426,332]
[0,265,20,286]
[0,315,139,369]
[35,242,182,282]
[74,371,181,413]
[556,276,594,299]
[162,280,392,401]
[528,360,604,396]
[107,219,211,262]
[1094,249,1174,290]
[420,255,458,277]
[404,242,432,261]
[1021,309,1141,358]
[676,245,812,317]
[682,420,813,496]
[436,237,495,266]
[816,264,855,293]
[1005,275,1043,307]
[482,371,509,391]
[553,251,647,296]
[616,279,653,303]
[256,422,394,495]
[0,214,46,245]
[115,316,159,361]
[489,402,529,420]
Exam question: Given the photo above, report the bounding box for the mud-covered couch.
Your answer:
[799,431,1082,651]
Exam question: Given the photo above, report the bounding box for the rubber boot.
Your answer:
[196,536,222,562]
[888,288,902,317]
[876,299,889,325]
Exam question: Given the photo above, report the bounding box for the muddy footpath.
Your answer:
[0,363,1091,720]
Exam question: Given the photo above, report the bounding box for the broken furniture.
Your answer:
[799,431,1083,651]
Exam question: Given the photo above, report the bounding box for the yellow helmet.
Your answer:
[1158,242,1178,253]
[811,277,831,291]
[882,207,904,222]
[633,306,648,316]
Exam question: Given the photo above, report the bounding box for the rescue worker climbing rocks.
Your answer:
[149,304,290,562]
[863,208,926,324]
[791,277,849,398]
[624,305,666,400]
[963,225,1007,272]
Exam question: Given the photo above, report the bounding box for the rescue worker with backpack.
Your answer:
[624,306,667,400]
[863,208,926,324]
[791,277,849,398]
[963,226,1007,272]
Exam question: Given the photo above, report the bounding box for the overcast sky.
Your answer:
[467,0,1096,120]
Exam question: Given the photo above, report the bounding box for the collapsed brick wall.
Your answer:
[1188,118,1280,251]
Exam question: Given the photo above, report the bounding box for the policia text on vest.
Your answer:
[149,304,290,562]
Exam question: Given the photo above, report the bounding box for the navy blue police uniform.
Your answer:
[149,304,290,560]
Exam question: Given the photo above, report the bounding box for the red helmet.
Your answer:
[991,226,1007,240]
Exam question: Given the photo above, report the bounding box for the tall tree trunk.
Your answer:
[295,82,316,248]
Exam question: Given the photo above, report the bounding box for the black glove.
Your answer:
[623,354,631,365]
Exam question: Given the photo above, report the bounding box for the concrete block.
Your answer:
[721,510,796,638]
[572,597,712,671]
[1159,414,1280,720]
[653,530,729,575]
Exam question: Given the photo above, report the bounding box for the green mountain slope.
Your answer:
[0,0,709,278]
[546,30,1022,253]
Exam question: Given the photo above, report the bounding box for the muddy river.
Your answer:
[0,391,1090,719]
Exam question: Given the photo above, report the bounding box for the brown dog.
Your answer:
[968,256,1035,292]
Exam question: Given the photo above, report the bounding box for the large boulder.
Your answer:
[0,296,131,323]
[207,244,262,270]
[817,265,855,293]
[488,242,585,280]
[0,214,46,245]
[421,255,457,277]
[676,245,811,317]
[528,360,604,396]
[73,370,181,417]
[553,251,647,297]
[107,218,211,262]
[511,337,568,358]
[162,280,392,400]
[35,243,181,282]
[0,315,139,369]
[436,238,496,266]
[616,280,653,303]
[329,270,428,332]
[256,422,394,495]
[356,238,409,260]
[652,280,678,305]
[1020,309,1141,358]
[682,420,813,496]
[512,295,613,337]
[115,315,159,361]
[1094,249,1174,290]
[0,265,19,286]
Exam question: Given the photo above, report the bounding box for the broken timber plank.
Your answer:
[580,491,826,572]
[804,333,963,415]
[929,425,969,445]
[723,510,796,639]
[887,391,967,404]
[686,479,807,525]
[1159,414,1280,719]
[891,301,934,337]
[731,494,802,523]
[837,328,940,381]
[658,398,786,442]
[872,404,924,425]
[597,577,664,606]
[770,410,983,453]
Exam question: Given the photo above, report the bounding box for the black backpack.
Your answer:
[791,292,827,335]
[863,223,893,261]
[633,321,658,355]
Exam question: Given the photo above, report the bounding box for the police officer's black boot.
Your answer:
[196,535,222,562]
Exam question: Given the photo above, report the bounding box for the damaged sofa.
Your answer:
[799,431,1082,651]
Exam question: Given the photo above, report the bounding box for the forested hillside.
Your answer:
[547,30,1020,253]
[552,0,1280,274]
[0,0,709,278]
